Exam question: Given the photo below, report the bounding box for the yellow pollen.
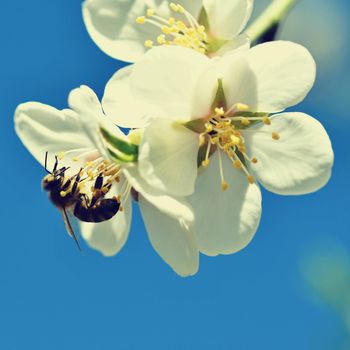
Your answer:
[85,161,93,167]
[157,34,166,44]
[205,123,213,132]
[119,206,124,212]
[211,137,219,144]
[247,175,255,184]
[236,103,249,111]
[60,191,67,197]
[272,132,280,140]
[57,152,66,160]
[215,107,225,116]
[88,170,94,180]
[168,17,175,25]
[161,25,170,34]
[169,3,179,12]
[146,8,155,17]
[230,135,241,145]
[263,116,271,125]
[233,160,242,169]
[241,118,251,126]
[251,157,258,164]
[221,181,229,192]
[202,159,210,167]
[72,156,79,162]
[136,16,146,24]
[144,40,153,48]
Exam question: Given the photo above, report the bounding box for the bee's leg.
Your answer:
[89,174,104,208]
[62,179,71,191]
[94,174,104,190]
[71,168,83,195]
[53,155,59,172]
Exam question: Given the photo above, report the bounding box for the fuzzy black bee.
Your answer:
[42,152,120,250]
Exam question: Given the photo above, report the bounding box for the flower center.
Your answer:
[136,3,208,54]
[199,104,280,191]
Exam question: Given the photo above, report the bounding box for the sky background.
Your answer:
[1,1,350,349]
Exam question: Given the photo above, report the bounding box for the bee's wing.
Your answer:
[61,207,82,252]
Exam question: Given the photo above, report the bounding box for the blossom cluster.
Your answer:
[15,0,334,276]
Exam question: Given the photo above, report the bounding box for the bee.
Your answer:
[42,152,120,250]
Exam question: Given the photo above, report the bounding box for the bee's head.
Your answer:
[42,171,65,191]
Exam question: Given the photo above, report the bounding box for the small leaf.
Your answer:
[211,79,227,112]
[198,6,210,30]
[100,127,138,156]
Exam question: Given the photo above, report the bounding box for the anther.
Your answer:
[236,103,249,112]
[233,160,242,169]
[230,135,241,145]
[60,191,67,197]
[72,157,79,162]
[241,118,251,126]
[215,107,225,116]
[157,34,166,44]
[169,3,179,12]
[221,181,229,192]
[58,152,66,160]
[251,157,258,164]
[147,8,155,17]
[272,132,280,140]
[144,40,154,48]
[136,16,146,24]
[247,175,255,184]
[205,123,213,132]
[263,116,271,125]
[202,159,210,167]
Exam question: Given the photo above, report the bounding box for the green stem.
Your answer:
[246,0,298,43]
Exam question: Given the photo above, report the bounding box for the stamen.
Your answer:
[202,139,212,167]
[58,152,66,160]
[217,151,228,191]
[136,3,208,53]
[272,132,280,140]
[144,40,154,48]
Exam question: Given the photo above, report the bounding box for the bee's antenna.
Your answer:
[44,152,52,174]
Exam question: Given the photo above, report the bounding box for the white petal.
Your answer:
[102,65,149,128]
[139,196,199,277]
[245,41,316,112]
[138,119,199,196]
[82,0,160,62]
[192,52,258,116]
[215,33,251,57]
[189,151,262,256]
[14,102,97,171]
[243,112,334,195]
[68,85,128,159]
[79,182,132,256]
[204,0,253,40]
[123,164,194,224]
[82,0,204,62]
[131,45,210,121]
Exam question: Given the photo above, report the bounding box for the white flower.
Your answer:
[121,41,334,256]
[14,86,199,276]
[82,0,254,62]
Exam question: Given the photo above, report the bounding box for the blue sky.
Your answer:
[1,1,349,349]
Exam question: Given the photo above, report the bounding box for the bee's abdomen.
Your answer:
[74,199,120,223]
